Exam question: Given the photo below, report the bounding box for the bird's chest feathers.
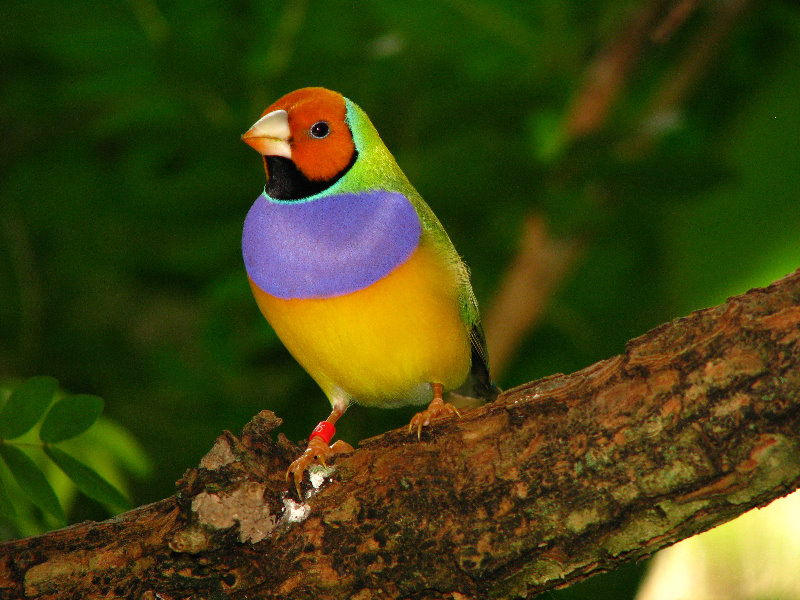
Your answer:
[242,190,421,299]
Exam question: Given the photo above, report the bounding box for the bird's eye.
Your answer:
[309,121,330,139]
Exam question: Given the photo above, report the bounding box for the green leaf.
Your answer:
[0,376,58,439]
[44,446,131,511]
[39,394,104,443]
[0,477,16,518]
[0,444,65,523]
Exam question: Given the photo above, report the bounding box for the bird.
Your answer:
[241,87,498,494]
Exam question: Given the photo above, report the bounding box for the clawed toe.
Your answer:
[408,393,460,440]
[286,436,353,497]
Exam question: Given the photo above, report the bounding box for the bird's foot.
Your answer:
[408,394,460,440]
[286,436,353,498]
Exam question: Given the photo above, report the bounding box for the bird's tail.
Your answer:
[448,324,501,408]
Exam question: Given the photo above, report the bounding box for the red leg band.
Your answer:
[309,421,335,444]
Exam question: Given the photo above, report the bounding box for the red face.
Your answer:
[255,87,355,183]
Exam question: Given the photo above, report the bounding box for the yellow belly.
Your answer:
[249,241,471,408]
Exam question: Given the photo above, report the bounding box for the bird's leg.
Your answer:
[286,405,353,498]
[407,382,461,440]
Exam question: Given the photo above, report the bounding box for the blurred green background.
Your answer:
[2,0,800,596]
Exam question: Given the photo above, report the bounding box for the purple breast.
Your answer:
[242,190,421,299]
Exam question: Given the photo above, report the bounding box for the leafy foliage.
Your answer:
[0,377,143,538]
[43,446,130,511]
[0,443,66,525]
[39,394,104,444]
[0,376,58,440]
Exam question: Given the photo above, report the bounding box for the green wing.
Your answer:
[343,97,498,401]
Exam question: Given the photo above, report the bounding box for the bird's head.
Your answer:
[242,87,357,200]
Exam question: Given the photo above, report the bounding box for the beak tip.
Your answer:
[241,109,291,157]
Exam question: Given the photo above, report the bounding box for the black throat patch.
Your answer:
[265,150,358,200]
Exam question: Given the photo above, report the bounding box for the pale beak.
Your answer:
[242,109,292,158]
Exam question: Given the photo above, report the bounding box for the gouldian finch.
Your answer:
[241,87,497,491]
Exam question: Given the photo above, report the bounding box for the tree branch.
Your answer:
[3,268,800,600]
[484,214,580,379]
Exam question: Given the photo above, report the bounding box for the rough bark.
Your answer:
[2,268,800,600]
